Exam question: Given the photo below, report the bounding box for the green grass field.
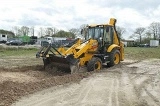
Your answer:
[0,46,41,68]
[0,46,38,58]
[0,46,160,60]
[124,47,160,60]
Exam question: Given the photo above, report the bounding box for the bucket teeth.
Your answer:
[70,63,80,74]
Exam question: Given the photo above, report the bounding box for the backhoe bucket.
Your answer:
[43,54,79,74]
[36,41,81,74]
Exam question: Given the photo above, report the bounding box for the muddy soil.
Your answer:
[9,59,160,106]
[0,65,93,106]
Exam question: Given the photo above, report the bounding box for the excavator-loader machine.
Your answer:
[36,18,124,73]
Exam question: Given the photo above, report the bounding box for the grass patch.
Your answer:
[124,47,160,60]
[1,45,160,60]
[0,46,38,57]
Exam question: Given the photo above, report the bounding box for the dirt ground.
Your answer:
[0,57,160,106]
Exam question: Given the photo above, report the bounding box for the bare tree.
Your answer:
[149,22,160,40]
[145,31,152,39]
[30,26,35,36]
[42,27,59,36]
[53,27,59,35]
[116,26,126,39]
[12,26,21,36]
[80,24,88,29]
[38,27,44,38]
[21,26,29,36]
[44,27,53,36]
[134,27,145,44]
[69,28,80,37]
[79,24,88,39]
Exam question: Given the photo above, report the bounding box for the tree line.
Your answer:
[11,26,86,39]
[3,21,159,43]
[130,22,160,44]
[11,26,77,38]
[1,24,125,39]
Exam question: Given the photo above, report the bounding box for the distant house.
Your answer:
[122,40,135,47]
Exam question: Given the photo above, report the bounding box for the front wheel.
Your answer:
[107,49,120,67]
[87,57,102,72]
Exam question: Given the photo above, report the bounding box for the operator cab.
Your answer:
[82,25,115,53]
[84,25,114,43]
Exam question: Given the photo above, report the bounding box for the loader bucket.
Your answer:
[44,54,79,74]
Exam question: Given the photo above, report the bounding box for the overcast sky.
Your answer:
[0,0,160,39]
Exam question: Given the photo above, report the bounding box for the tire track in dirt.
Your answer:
[108,79,114,106]
[72,75,112,106]
[127,72,150,105]
[120,72,141,106]
[13,73,121,106]
[12,59,160,106]
[144,88,160,106]
[126,59,160,106]
[115,77,119,106]
[108,75,119,106]
[128,74,160,106]
[76,78,93,103]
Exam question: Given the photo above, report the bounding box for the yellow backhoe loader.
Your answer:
[36,18,124,73]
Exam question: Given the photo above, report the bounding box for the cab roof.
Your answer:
[87,23,113,27]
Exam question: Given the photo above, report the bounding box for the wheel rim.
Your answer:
[95,61,101,70]
[114,53,120,64]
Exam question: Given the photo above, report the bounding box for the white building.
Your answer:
[0,34,7,43]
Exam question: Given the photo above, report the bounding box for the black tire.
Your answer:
[107,49,120,67]
[87,57,102,72]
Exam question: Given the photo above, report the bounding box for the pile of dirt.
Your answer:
[0,65,93,106]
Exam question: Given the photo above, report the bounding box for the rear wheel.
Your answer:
[87,57,102,72]
[107,49,120,67]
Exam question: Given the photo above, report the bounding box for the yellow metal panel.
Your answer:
[120,41,124,61]
[113,31,120,45]
[79,53,93,66]
[109,18,116,25]
[74,39,98,58]
[57,47,66,55]
[107,44,120,52]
